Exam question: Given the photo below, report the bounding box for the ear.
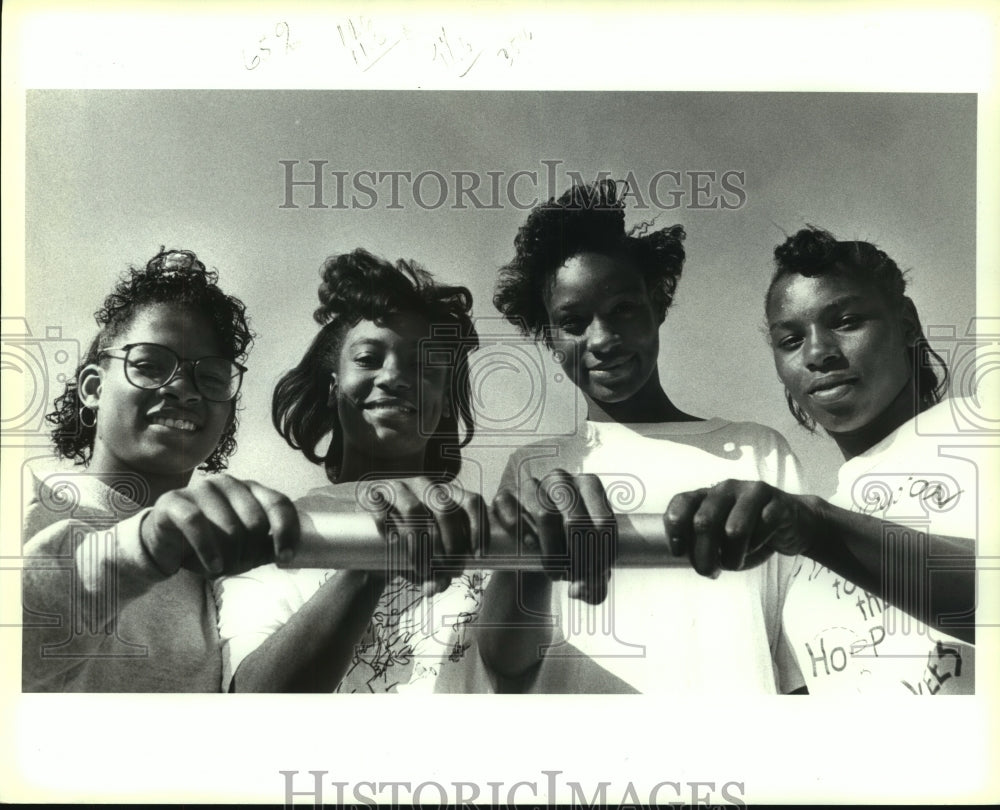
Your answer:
[78,364,104,408]
[899,296,921,347]
[327,374,338,407]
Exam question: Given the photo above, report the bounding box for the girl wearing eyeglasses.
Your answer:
[22,248,298,692]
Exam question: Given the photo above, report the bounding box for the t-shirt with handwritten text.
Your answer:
[782,397,986,694]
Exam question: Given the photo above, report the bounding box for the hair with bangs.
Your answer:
[272,248,478,482]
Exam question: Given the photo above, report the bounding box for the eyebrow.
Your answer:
[768,294,869,332]
[347,339,384,351]
[548,289,640,316]
[348,338,420,354]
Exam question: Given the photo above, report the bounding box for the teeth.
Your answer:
[152,417,198,431]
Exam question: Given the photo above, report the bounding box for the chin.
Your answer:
[589,385,640,405]
[138,457,202,478]
[373,432,425,457]
[814,410,870,436]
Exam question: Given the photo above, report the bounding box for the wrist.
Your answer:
[797,494,833,562]
[518,570,554,611]
[365,570,388,593]
[137,511,178,578]
[338,569,387,598]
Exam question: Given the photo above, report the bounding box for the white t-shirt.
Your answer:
[782,396,989,694]
[441,418,807,695]
[214,484,487,693]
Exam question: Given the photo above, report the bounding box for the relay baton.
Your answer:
[282,507,688,570]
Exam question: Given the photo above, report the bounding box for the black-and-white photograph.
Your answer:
[3,3,998,806]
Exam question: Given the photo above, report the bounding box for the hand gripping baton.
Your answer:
[282,508,688,570]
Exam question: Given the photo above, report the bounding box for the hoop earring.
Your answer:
[79,406,97,429]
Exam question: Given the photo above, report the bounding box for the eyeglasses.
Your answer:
[99,343,246,402]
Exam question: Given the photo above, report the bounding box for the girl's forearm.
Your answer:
[232,570,387,692]
[805,496,976,645]
[476,571,555,691]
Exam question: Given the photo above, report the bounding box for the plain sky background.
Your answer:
[25,90,976,499]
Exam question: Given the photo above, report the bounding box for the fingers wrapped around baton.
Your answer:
[285,472,790,574]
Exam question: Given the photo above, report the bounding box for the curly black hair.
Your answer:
[272,248,478,483]
[493,179,686,342]
[767,225,948,431]
[46,248,254,472]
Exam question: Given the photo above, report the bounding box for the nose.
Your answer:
[803,326,845,371]
[375,354,414,392]
[585,316,621,355]
[159,360,202,403]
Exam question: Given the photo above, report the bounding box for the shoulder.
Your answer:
[718,418,791,444]
[496,436,583,490]
[22,464,54,539]
[686,419,802,490]
[908,394,996,442]
[692,419,797,459]
[852,395,992,472]
[22,461,115,538]
[504,435,581,468]
[832,396,993,525]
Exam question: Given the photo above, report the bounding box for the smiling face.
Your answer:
[767,272,917,445]
[332,314,449,474]
[81,303,235,485]
[543,251,664,406]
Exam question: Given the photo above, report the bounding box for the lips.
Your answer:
[147,411,202,432]
[807,375,858,403]
[587,355,635,374]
